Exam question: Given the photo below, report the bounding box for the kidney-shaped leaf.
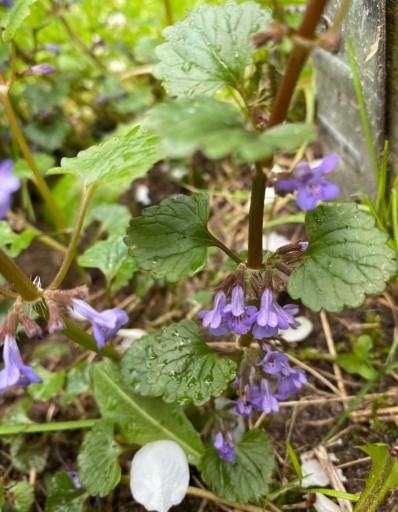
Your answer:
[288,203,397,312]
[48,127,163,187]
[147,320,237,406]
[154,1,271,97]
[198,430,275,503]
[125,194,217,282]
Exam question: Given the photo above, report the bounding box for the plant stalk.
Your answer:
[246,0,331,270]
[50,185,95,288]
[0,249,42,301]
[0,89,66,230]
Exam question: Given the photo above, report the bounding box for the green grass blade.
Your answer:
[347,38,379,178]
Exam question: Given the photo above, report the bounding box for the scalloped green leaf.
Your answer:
[154,1,271,97]
[28,364,65,402]
[0,222,36,257]
[121,333,161,396]
[2,0,37,43]
[45,473,85,512]
[146,320,236,406]
[198,430,275,503]
[93,359,204,465]
[124,194,217,282]
[7,481,34,512]
[288,203,397,313]
[48,127,163,187]
[10,436,49,474]
[144,96,314,161]
[77,420,121,497]
[78,236,137,288]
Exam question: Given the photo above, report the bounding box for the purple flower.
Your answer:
[252,289,298,340]
[0,335,42,392]
[250,379,280,414]
[72,299,128,350]
[0,0,14,7]
[68,471,85,490]
[0,159,20,219]
[277,367,307,399]
[214,432,236,463]
[258,345,289,375]
[276,154,340,210]
[20,64,56,77]
[197,291,229,336]
[222,286,257,335]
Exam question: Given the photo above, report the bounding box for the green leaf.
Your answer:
[144,97,252,159]
[86,204,131,236]
[154,1,271,97]
[337,335,377,379]
[238,123,316,162]
[146,320,236,405]
[125,193,217,282]
[45,473,86,512]
[1,398,32,426]
[2,0,37,43]
[10,436,49,474]
[78,236,137,287]
[28,364,65,402]
[32,341,71,361]
[13,154,54,180]
[78,420,121,497]
[198,430,275,502]
[121,333,161,396]
[288,203,397,312]
[60,363,92,406]
[0,484,4,506]
[7,481,34,512]
[94,359,204,465]
[48,127,162,187]
[0,222,36,257]
[354,444,398,512]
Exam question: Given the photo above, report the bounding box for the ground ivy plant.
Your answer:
[0,0,397,511]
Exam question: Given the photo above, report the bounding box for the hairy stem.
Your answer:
[50,185,95,288]
[246,0,330,269]
[0,249,42,301]
[0,88,66,231]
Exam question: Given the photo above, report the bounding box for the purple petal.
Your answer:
[296,187,319,210]
[316,154,339,175]
[275,178,299,192]
[320,180,340,201]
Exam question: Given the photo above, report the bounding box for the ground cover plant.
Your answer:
[0,0,398,511]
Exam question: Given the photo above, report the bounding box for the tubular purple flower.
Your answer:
[277,367,307,399]
[222,285,257,335]
[0,335,42,392]
[250,379,280,414]
[72,299,128,350]
[252,289,298,340]
[0,159,20,219]
[0,0,14,7]
[276,154,340,210]
[197,291,230,336]
[20,64,56,77]
[258,345,289,375]
[214,432,236,463]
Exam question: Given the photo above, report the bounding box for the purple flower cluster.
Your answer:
[276,154,340,210]
[213,432,235,463]
[0,159,20,219]
[236,346,307,416]
[0,335,42,393]
[198,286,298,340]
